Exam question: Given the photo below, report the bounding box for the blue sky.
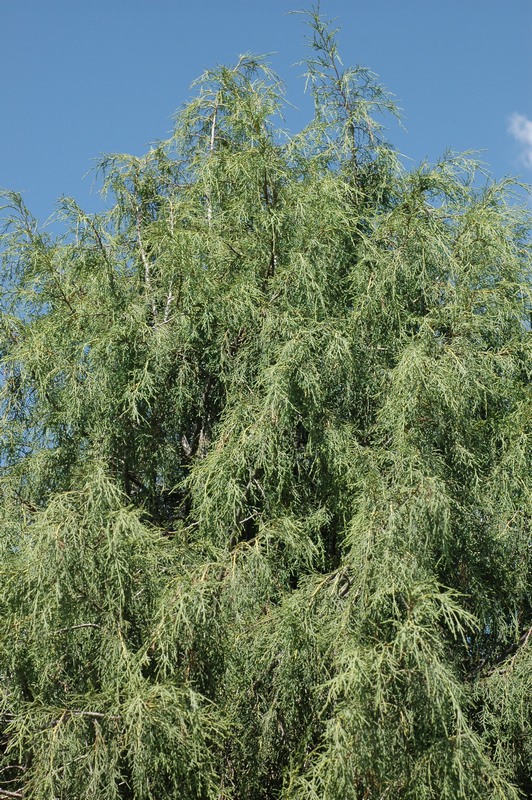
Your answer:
[1,0,531,223]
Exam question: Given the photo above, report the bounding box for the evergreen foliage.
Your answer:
[1,9,531,799]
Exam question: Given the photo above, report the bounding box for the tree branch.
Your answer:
[206,101,219,226]
[56,624,101,634]
[136,209,157,319]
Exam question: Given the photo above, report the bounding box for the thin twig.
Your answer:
[86,215,116,296]
[56,624,101,634]
[46,710,120,728]
[13,492,38,514]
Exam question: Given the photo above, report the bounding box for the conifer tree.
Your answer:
[1,9,531,799]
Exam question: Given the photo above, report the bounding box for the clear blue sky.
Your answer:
[1,0,531,223]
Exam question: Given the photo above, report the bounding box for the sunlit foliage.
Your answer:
[1,9,531,799]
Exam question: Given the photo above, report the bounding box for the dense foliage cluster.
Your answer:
[1,11,531,799]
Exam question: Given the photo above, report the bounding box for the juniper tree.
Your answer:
[1,9,531,800]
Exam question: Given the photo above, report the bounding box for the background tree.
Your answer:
[1,9,531,799]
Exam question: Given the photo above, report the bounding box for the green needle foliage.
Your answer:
[1,9,531,799]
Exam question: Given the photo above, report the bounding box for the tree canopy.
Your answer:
[1,9,531,800]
